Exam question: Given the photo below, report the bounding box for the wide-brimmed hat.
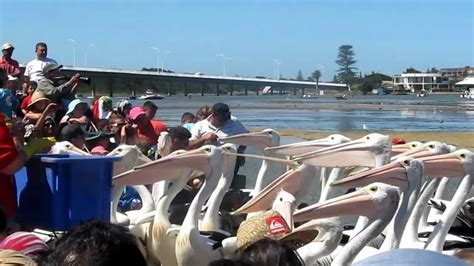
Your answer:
[66,99,88,115]
[236,210,315,249]
[27,90,51,110]
[42,63,63,74]
[2,43,14,50]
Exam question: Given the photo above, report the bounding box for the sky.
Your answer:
[0,0,472,81]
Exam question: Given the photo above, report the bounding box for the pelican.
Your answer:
[50,141,90,155]
[293,182,400,266]
[265,134,351,157]
[390,141,423,157]
[219,129,280,195]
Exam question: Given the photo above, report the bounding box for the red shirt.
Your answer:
[0,57,20,76]
[136,120,167,145]
[0,115,18,220]
[20,94,32,111]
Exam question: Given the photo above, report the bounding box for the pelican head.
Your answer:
[219,129,280,151]
[293,182,400,223]
[421,149,473,178]
[392,141,453,161]
[50,141,90,156]
[272,190,296,230]
[293,133,391,168]
[265,134,351,156]
[157,131,172,157]
[107,145,151,176]
[391,141,423,157]
[331,156,423,190]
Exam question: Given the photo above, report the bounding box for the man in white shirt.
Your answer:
[24,42,58,83]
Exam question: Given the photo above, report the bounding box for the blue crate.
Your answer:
[15,154,119,231]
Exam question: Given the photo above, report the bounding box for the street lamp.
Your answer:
[216,53,232,77]
[84,43,95,68]
[161,51,171,72]
[273,59,281,80]
[151,47,160,73]
[67,39,76,68]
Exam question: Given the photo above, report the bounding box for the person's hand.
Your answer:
[75,116,88,124]
[202,132,218,142]
[23,137,56,160]
[69,74,80,84]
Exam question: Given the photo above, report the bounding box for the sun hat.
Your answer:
[66,99,88,115]
[129,106,146,120]
[27,90,51,110]
[236,210,315,249]
[1,43,14,50]
[211,102,231,118]
[0,250,35,265]
[0,231,49,255]
[42,63,63,74]
[90,145,109,155]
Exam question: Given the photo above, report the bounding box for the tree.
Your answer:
[335,45,358,84]
[311,70,322,92]
[404,67,421,73]
[296,70,304,81]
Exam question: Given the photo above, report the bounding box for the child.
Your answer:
[20,81,37,115]
[24,90,55,124]
[85,131,114,155]
[58,124,85,150]
[181,112,195,131]
[60,99,92,131]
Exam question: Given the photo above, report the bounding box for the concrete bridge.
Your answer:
[21,66,349,97]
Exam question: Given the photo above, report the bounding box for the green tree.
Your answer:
[296,70,304,81]
[405,67,421,73]
[311,70,322,92]
[333,75,338,82]
[335,45,358,84]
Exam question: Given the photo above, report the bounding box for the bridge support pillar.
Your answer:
[245,87,248,96]
[167,81,171,96]
[184,82,188,96]
[216,83,220,96]
[301,88,305,95]
[270,87,274,95]
[201,83,205,96]
[293,88,297,95]
[230,84,234,96]
[256,87,259,96]
[91,78,97,98]
[279,88,282,95]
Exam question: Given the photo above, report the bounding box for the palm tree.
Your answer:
[311,70,322,93]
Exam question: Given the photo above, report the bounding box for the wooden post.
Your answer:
[216,83,220,96]
[279,87,283,95]
[167,81,171,96]
[245,87,248,96]
[302,87,305,95]
[91,78,97,98]
[256,87,259,96]
[230,84,234,96]
[201,83,205,96]
[184,82,188,96]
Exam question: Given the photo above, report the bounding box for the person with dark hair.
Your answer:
[189,103,248,149]
[142,100,167,135]
[20,81,37,115]
[0,43,20,77]
[169,126,191,152]
[44,220,146,266]
[235,238,304,266]
[181,112,195,131]
[24,42,58,83]
[58,124,85,150]
[36,63,80,105]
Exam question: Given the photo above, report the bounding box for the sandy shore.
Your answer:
[250,128,474,150]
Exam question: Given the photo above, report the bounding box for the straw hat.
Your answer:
[236,210,316,250]
[27,90,51,110]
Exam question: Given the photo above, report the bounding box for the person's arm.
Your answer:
[35,103,57,131]
[24,111,42,121]
[188,131,218,149]
[55,77,79,97]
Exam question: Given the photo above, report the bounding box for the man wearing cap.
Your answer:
[36,63,79,104]
[24,42,58,83]
[189,102,248,149]
[0,43,20,77]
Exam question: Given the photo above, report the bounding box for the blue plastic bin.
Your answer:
[14,154,119,231]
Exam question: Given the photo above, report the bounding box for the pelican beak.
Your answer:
[265,137,339,156]
[331,160,408,189]
[113,149,211,186]
[293,187,376,222]
[234,169,302,214]
[420,151,467,178]
[220,131,272,150]
[68,146,91,156]
[293,138,379,168]
[224,152,300,168]
[391,146,434,161]
[274,200,294,231]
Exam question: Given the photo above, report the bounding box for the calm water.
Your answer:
[124,94,474,132]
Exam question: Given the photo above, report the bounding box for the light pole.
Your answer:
[161,51,171,72]
[84,43,95,68]
[216,54,231,76]
[67,39,76,68]
[273,59,281,80]
[151,47,160,73]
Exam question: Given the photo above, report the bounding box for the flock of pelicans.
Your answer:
[50,129,474,265]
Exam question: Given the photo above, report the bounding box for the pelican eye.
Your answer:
[204,147,211,152]
[369,186,378,193]
[366,136,370,140]
[428,144,435,149]
[279,197,283,202]
[402,159,411,166]
[459,153,466,159]
[411,144,417,148]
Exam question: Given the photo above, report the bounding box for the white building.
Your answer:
[393,73,449,91]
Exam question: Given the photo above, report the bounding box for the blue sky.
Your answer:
[1,0,472,80]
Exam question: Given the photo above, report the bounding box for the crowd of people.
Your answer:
[0,41,304,265]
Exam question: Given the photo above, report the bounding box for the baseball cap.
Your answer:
[211,102,230,118]
[66,99,88,115]
[42,63,63,74]
[129,106,146,120]
[392,137,406,145]
[1,43,14,50]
